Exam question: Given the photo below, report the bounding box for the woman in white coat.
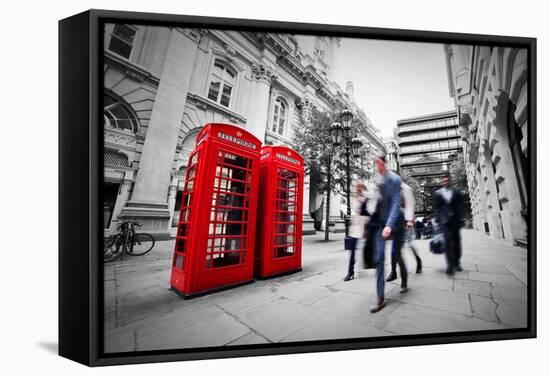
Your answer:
[344,182,369,281]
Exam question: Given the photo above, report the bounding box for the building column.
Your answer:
[107,177,133,235]
[491,140,527,243]
[119,28,202,238]
[166,180,179,229]
[479,143,504,239]
[246,62,276,142]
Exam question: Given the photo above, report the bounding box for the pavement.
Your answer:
[104,229,528,353]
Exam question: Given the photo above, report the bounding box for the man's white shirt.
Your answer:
[440,186,453,203]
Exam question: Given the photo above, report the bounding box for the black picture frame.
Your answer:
[59,8,537,367]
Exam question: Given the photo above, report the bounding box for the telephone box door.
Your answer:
[255,146,304,278]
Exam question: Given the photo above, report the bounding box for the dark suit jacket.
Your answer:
[372,171,404,231]
[434,187,464,230]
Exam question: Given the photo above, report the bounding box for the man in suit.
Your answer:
[370,155,404,313]
[434,173,464,275]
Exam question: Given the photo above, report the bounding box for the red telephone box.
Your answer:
[255,146,304,278]
[170,124,261,298]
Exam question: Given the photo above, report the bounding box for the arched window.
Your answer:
[207,60,236,107]
[104,93,139,133]
[271,97,287,136]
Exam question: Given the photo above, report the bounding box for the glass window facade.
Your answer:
[399,128,460,144]
[400,139,460,154]
[397,116,458,134]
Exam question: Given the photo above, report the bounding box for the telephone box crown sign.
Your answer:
[261,146,304,167]
[196,123,262,151]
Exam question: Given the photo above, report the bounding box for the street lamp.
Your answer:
[329,122,343,146]
[329,109,363,236]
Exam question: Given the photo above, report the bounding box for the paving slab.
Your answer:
[215,287,280,314]
[383,303,506,335]
[301,273,343,287]
[282,313,390,342]
[273,280,332,305]
[236,298,323,342]
[330,272,382,296]
[468,271,525,287]
[386,285,471,316]
[503,262,528,285]
[475,264,511,274]
[391,273,454,291]
[104,325,136,353]
[491,284,527,303]
[136,305,250,351]
[452,278,492,297]
[495,299,528,328]
[469,294,499,323]
[310,290,400,329]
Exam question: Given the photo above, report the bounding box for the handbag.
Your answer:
[362,225,376,269]
[429,232,446,254]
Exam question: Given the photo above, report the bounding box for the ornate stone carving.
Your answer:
[125,69,146,82]
[104,128,137,148]
[223,43,236,57]
[251,63,277,84]
[295,97,315,123]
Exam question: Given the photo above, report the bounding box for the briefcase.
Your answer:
[362,226,376,269]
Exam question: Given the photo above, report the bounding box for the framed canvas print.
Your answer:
[59,9,536,366]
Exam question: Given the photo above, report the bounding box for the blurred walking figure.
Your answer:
[387,181,422,284]
[415,219,424,239]
[370,155,404,313]
[434,173,464,275]
[343,182,368,281]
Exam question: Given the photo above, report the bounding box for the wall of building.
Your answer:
[445,44,528,245]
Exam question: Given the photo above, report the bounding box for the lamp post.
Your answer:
[329,109,363,236]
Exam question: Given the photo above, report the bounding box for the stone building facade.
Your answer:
[103,24,384,238]
[444,44,528,245]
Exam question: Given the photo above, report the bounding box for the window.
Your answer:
[104,93,139,133]
[271,98,287,136]
[108,24,136,59]
[207,61,236,108]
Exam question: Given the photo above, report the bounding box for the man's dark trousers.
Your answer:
[444,225,461,269]
[390,223,407,287]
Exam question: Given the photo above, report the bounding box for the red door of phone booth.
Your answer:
[255,146,304,278]
[170,124,261,298]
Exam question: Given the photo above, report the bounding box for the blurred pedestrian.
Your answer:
[434,173,464,275]
[370,155,404,313]
[415,219,424,239]
[387,181,422,285]
[344,182,368,281]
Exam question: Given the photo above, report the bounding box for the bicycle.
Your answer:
[103,220,155,262]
